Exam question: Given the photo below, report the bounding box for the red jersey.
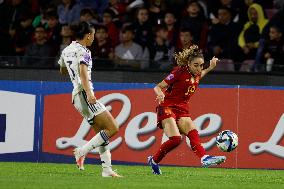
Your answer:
[162,66,201,106]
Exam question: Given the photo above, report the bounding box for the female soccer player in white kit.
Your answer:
[58,21,122,177]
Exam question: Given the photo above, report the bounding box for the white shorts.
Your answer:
[73,90,107,124]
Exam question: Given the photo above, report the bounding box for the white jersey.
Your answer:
[58,41,93,98]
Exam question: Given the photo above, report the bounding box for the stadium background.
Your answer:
[0,74,284,170]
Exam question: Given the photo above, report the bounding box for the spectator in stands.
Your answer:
[59,24,73,53]
[114,25,144,69]
[262,3,284,39]
[164,11,179,47]
[76,0,109,19]
[45,10,62,57]
[147,0,166,26]
[0,0,30,55]
[152,24,172,70]
[261,26,284,72]
[57,0,81,24]
[108,0,127,27]
[22,25,53,67]
[32,4,57,28]
[133,7,154,60]
[180,0,208,50]
[207,7,242,63]
[102,8,120,47]
[209,0,240,24]
[91,25,114,68]
[79,8,99,25]
[238,3,268,62]
[237,0,254,26]
[163,0,187,17]
[13,12,34,56]
[175,28,194,52]
[170,28,194,66]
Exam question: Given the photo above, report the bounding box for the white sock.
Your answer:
[80,130,109,155]
[99,144,112,172]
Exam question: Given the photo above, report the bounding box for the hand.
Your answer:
[246,43,255,49]
[264,53,271,59]
[211,18,219,24]
[209,56,219,69]
[87,92,97,104]
[243,46,250,54]
[156,93,165,104]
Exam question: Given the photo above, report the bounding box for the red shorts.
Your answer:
[156,104,190,129]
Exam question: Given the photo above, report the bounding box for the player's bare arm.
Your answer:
[79,64,97,104]
[59,66,68,75]
[154,80,168,104]
[201,57,219,78]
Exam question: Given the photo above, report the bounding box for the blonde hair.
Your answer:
[174,45,203,66]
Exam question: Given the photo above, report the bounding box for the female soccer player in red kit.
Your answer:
[148,45,226,175]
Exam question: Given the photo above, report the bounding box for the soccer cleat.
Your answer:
[102,169,123,177]
[73,148,85,171]
[201,155,226,168]
[147,156,162,175]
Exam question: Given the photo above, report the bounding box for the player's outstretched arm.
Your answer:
[201,56,218,78]
[154,80,168,104]
[79,64,97,104]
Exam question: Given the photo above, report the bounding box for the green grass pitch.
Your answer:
[0,162,283,189]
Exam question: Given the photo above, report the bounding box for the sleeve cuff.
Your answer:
[80,61,89,66]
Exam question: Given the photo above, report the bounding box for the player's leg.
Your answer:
[153,118,182,163]
[91,111,122,177]
[177,117,206,158]
[72,93,117,172]
[177,117,226,167]
[76,98,118,155]
[148,117,182,175]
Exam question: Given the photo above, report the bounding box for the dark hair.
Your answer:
[80,8,95,17]
[95,24,108,32]
[164,10,176,18]
[218,6,233,15]
[35,24,46,30]
[45,10,59,20]
[136,7,148,16]
[121,24,135,34]
[154,24,167,34]
[103,8,115,18]
[270,25,283,33]
[180,27,193,35]
[70,21,94,40]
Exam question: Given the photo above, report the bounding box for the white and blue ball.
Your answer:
[216,130,238,152]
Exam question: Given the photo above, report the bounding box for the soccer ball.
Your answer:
[216,130,238,152]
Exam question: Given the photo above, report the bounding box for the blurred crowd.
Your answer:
[0,0,284,72]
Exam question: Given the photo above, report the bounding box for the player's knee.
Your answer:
[112,125,119,135]
[106,126,119,138]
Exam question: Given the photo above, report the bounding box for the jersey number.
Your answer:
[185,86,196,96]
[67,61,75,80]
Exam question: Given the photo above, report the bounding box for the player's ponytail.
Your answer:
[174,45,204,66]
[70,21,94,40]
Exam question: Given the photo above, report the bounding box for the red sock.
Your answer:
[187,129,206,158]
[153,136,182,163]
